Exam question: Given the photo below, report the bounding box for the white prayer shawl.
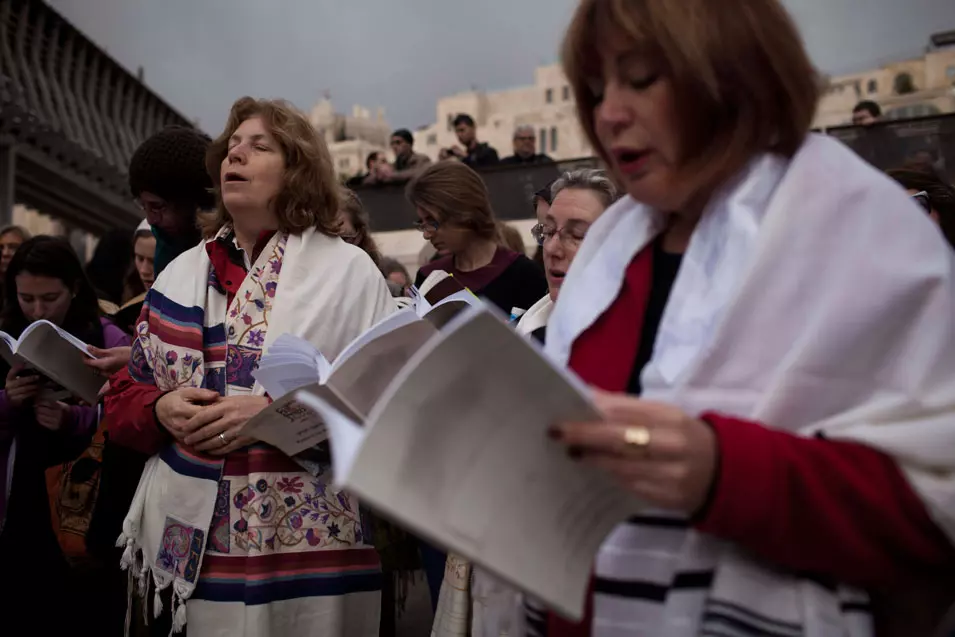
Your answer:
[118,228,396,635]
[546,134,955,636]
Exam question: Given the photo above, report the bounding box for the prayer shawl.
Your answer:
[118,226,395,636]
[431,295,554,637]
[545,134,955,637]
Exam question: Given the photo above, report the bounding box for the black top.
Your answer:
[415,250,547,316]
[462,142,500,168]
[499,154,555,166]
[627,242,684,395]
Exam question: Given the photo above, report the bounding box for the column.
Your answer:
[0,143,15,227]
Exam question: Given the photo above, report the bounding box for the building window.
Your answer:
[427,133,437,146]
[867,79,878,94]
[545,88,553,104]
[447,114,454,131]
[562,86,570,101]
[338,158,350,170]
[539,128,547,152]
[947,65,955,80]
[550,127,558,153]
[893,72,916,95]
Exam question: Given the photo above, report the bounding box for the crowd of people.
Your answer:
[1,0,955,636]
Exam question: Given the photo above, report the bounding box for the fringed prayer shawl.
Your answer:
[545,134,955,636]
[118,226,396,636]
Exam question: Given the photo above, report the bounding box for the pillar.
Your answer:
[0,143,15,228]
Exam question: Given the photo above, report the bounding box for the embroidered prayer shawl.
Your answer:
[432,295,554,637]
[118,227,396,635]
[546,134,955,637]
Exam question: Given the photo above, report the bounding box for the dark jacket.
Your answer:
[499,153,555,166]
[462,142,500,169]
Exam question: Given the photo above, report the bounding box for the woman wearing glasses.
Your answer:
[888,164,955,249]
[408,162,547,317]
[518,169,618,343]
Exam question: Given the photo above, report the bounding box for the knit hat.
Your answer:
[128,126,215,210]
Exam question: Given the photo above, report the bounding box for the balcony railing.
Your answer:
[355,113,954,233]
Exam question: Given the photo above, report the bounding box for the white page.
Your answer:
[0,332,18,367]
[324,306,643,621]
[15,321,102,403]
[241,382,360,456]
[330,308,420,374]
[295,391,368,484]
[252,334,330,398]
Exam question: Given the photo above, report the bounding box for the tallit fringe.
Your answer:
[118,531,187,635]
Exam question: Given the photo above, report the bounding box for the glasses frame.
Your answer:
[530,222,587,248]
[911,190,932,214]
[413,219,440,234]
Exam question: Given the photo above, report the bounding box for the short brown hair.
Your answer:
[202,97,339,238]
[405,162,497,240]
[562,0,819,195]
[338,187,382,266]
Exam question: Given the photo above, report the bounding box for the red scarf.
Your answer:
[548,246,653,637]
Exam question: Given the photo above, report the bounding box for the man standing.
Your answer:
[387,129,432,182]
[500,125,554,165]
[442,114,499,168]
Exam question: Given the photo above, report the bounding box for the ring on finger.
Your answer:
[622,425,651,455]
[218,432,229,447]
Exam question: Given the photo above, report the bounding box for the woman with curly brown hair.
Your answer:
[104,97,394,636]
[539,0,955,636]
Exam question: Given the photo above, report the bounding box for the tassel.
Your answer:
[170,590,188,635]
[120,538,135,571]
[124,567,134,637]
[153,578,163,619]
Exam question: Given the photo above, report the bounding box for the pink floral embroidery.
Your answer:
[276,476,304,493]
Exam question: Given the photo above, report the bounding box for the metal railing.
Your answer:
[356,113,954,233]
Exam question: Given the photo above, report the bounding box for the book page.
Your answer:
[16,321,102,404]
[241,383,361,456]
[340,306,642,621]
[326,319,437,419]
[0,332,19,367]
[330,308,420,375]
[295,391,368,485]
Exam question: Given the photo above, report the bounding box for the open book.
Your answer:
[0,320,102,404]
[243,288,479,452]
[291,305,643,621]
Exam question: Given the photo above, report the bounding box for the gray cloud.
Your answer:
[49,0,953,135]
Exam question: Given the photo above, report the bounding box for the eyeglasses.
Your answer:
[531,222,588,248]
[413,219,439,233]
[911,191,932,213]
[136,198,170,217]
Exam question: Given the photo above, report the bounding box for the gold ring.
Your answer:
[623,426,651,450]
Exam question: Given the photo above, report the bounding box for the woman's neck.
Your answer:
[454,238,499,272]
[232,211,278,256]
[662,198,706,254]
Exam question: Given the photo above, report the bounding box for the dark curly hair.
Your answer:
[128,126,215,210]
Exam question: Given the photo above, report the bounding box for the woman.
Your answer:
[431,168,617,637]
[531,184,552,271]
[379,257,411,295]
[339,186,383,266]
[104,97,395,636]
[887,164,955,248]
[410,162,547,316]
[0,236,130,632]
[0,225,30,312]
[542,1,955,636]
[518,169,617,344]
[110,220,158,336]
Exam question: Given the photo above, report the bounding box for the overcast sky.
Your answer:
[48,0,955,135]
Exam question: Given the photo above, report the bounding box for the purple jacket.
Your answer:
[0,318,130,532]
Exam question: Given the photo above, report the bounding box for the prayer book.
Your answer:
[292,305,643,621]
[0,320,103,404]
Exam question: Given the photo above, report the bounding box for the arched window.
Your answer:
[539,128,547,153]
[893,72,916,95]
[867,79,878,94]
[550,127,559,153]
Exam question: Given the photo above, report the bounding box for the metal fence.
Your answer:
[356,113,954,233]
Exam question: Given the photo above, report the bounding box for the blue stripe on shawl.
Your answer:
[159,443,224,482]
[193,569,383,605]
